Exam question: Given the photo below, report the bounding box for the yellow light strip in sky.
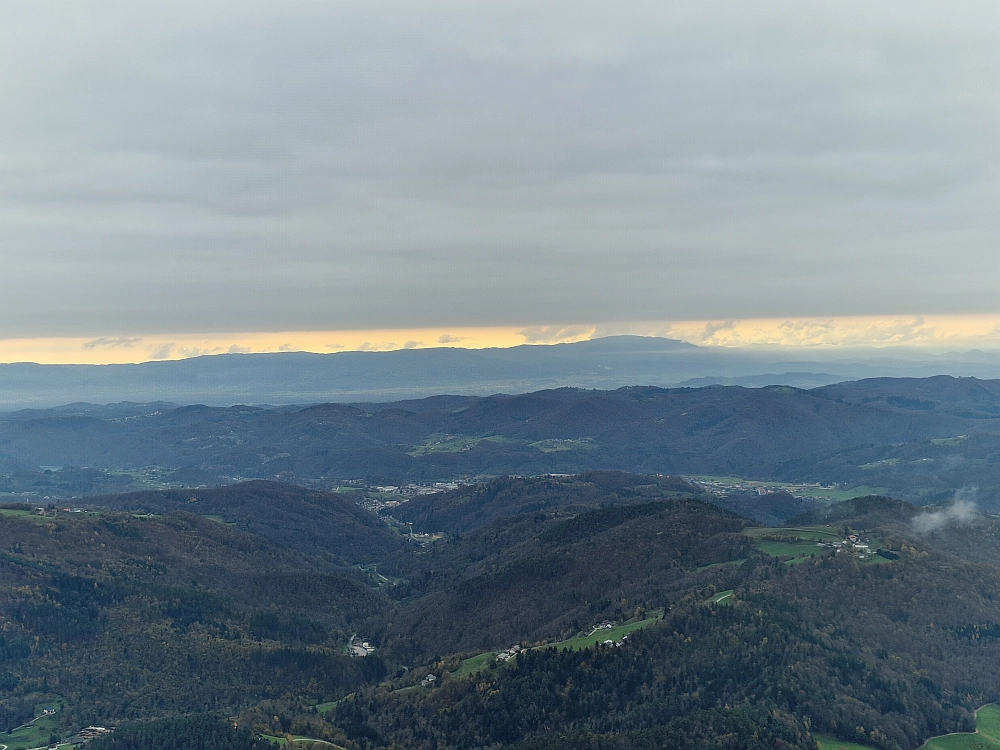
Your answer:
[4,315,1000,365]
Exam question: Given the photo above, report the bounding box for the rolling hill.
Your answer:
[9,377,1000,505]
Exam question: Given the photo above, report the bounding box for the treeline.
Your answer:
[0,696,34,733]
[86,714,278,750]
[507,706,816,750]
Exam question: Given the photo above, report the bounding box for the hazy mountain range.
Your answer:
[7,375,1000,506]
[4,335,1000,408]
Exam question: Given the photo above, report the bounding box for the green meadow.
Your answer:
[0,696,64,750]
[920,704,1000,750]
[451,613,663,677]
[814,704,1000,750]
[815,733,878,750]
[708,589,734,605]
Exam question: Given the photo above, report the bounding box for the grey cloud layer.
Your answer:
[1,0,999,336]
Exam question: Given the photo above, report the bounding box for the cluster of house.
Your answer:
[496,644,522,662]
[350,639,375,657]
[359,481,466,513]
[421,673,437,687]
[603,634,630,648]
[67,726,112,745]
[817,534,872,558]
[35,507,86,516]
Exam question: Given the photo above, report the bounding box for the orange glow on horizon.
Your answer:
[4,315,1000,365]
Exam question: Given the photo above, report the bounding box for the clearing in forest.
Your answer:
[919,703,1000,749]
[0,695,65,750]
[452,612,663,677]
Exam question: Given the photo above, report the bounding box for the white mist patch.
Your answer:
[912,489,979,534]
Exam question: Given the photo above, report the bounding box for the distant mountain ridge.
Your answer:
[4,335,1000,408]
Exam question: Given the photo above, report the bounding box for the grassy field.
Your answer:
[695,559,746,571]
[708,589,734,605]
[815,733,878,750]
[811,485,889,501]
[0,696,64,750]
[744,526,891,566]
[931,435,969,446]
[0,508,49,524]
[920,704,1000,749]
[745,526,832,564]
[528,438,597,453]
[452,613,663,677]
[541,615,661,652]
[743,526,840,541]
[753,539,826,563]
[261,736,345,748]
[407,434,513,456]
[687,476,887,502]
[450,651,496,678]
[814,703,1000,750]
[314,701,339,716]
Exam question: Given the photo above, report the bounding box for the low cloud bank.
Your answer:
[912,489,979,534]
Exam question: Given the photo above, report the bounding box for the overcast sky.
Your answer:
[2,1,1000,344]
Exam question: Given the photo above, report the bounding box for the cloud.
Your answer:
[227,344,251,354]
[912,488,979,534]
[174,346,225,358]
[402,340,423,349]
[278,343,297,352]
[325,343,346,350]
[437,334,465,344]
[83,336,142,350]
[700,320,738,341]
[2,4,1000,337]
[357,341,397,352]
[147,343,175,360]
[518,326,595,344]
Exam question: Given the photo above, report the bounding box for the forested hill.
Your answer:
[8,473,1000,750]
[392,472,699,534]
[334,490,1000,750]
[87,481,407,566]
[9,376,1000,504]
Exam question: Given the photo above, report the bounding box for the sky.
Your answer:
[2,1,1000,363]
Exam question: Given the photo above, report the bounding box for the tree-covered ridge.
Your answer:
[13,377,1000,504]
[0,507,390,729]
[506,707,816,750]
[85,714,278,750]
[393,472,697,535]
[337,542,1000,750]
[90,480,407,565]
[383,495,751,656]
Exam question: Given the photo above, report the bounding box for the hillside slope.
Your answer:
[88,481,407,566]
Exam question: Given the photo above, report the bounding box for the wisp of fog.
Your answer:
[912,487,979,534]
